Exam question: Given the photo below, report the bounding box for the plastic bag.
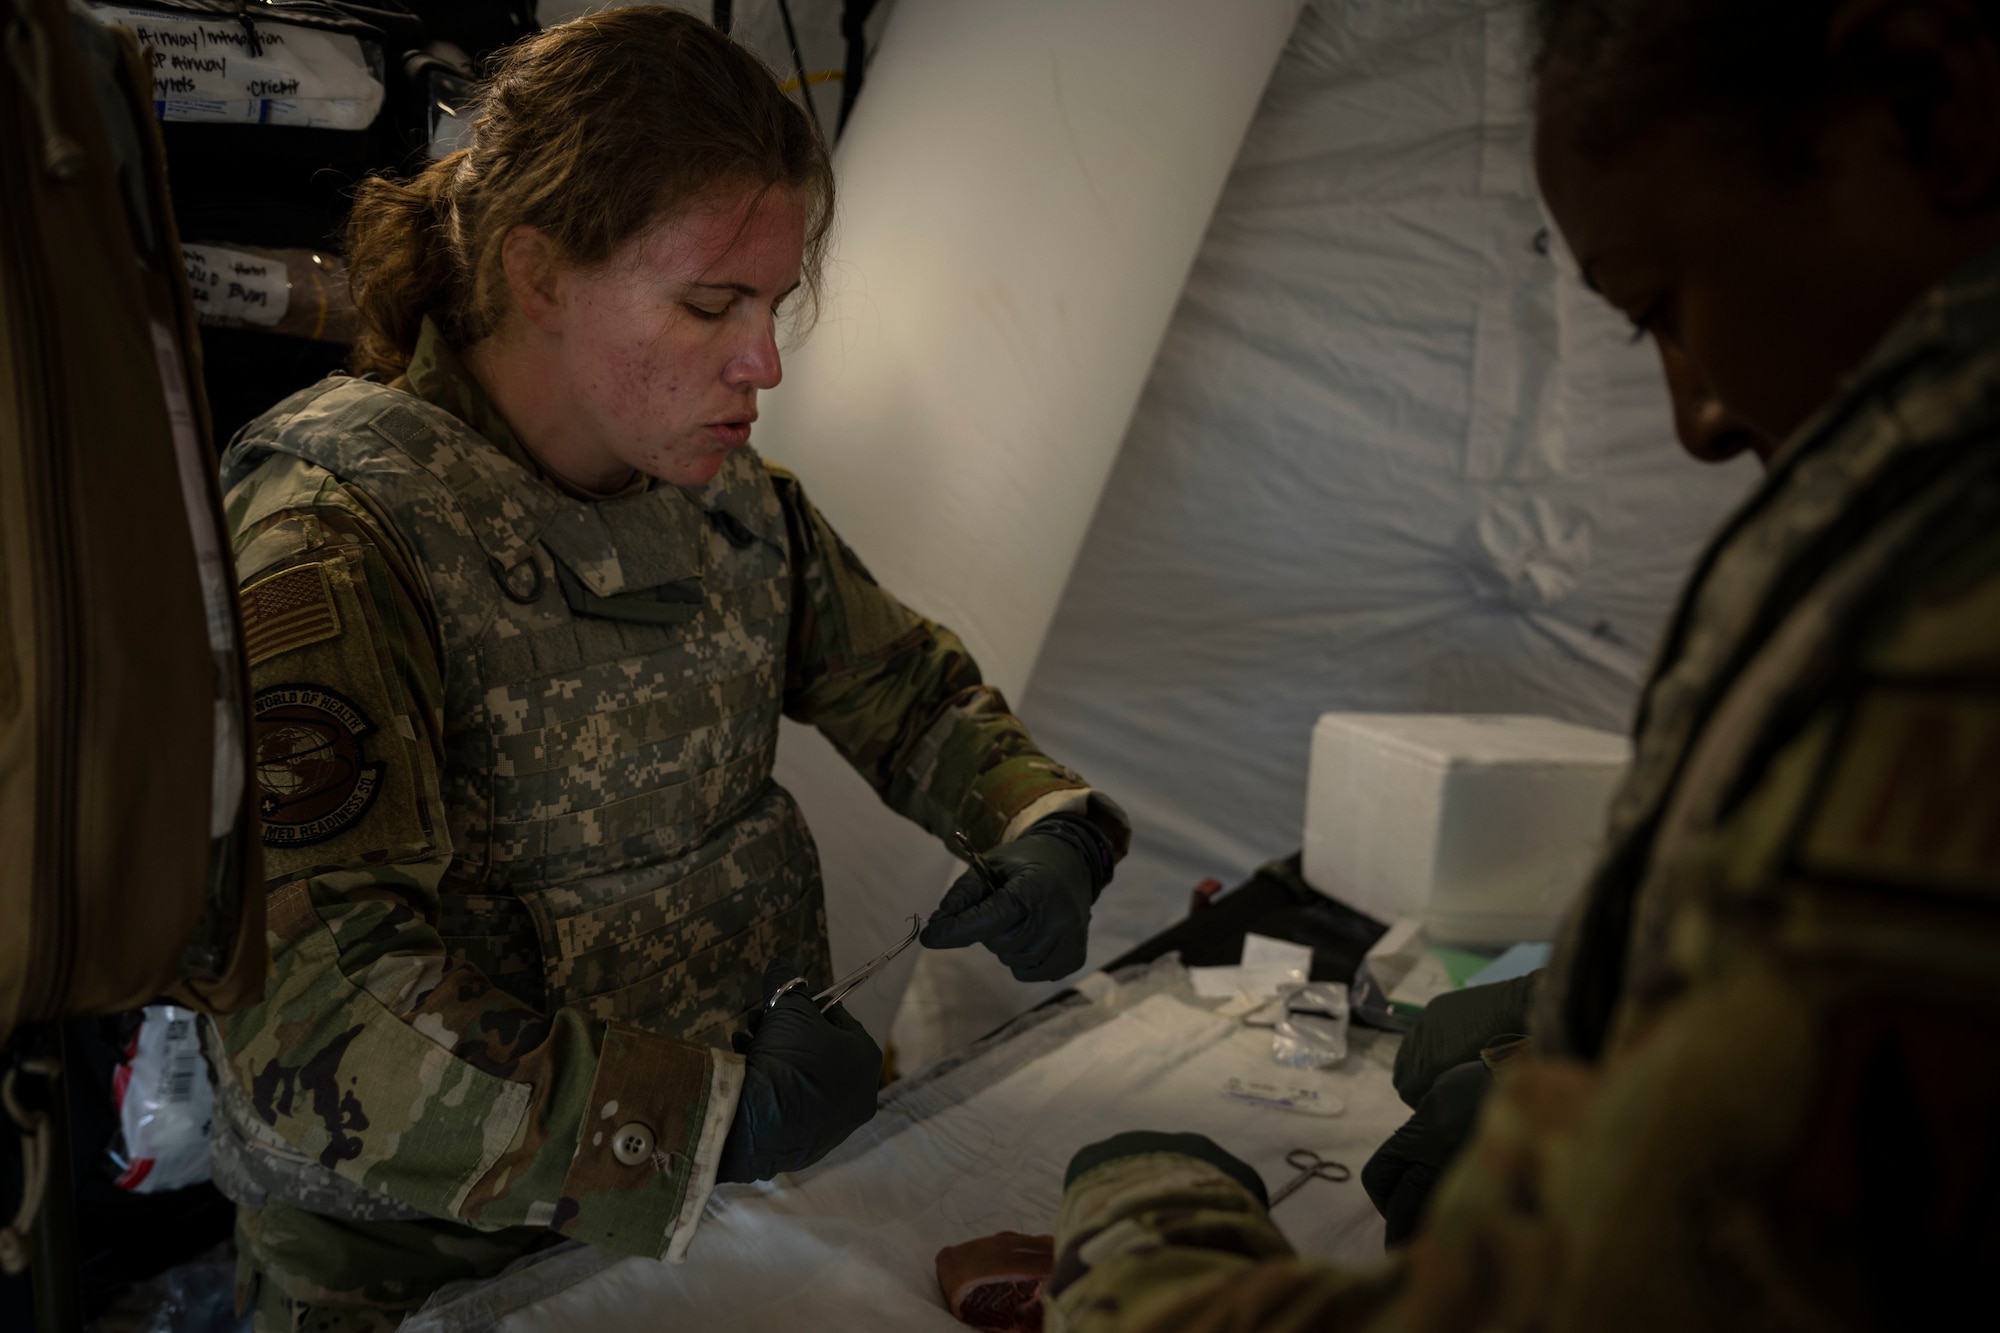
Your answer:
[108,1005,214,1193]
[132,1251,245,1333]
[1271,982,1351,1069]
[1349,918,1472,1032]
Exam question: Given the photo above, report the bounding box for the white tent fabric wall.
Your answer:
[887,0,1760,1067]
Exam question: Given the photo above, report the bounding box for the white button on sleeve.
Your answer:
[611,1122,656,1166]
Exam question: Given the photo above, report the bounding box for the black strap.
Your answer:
[487,554,544,605]
[838,0,877,137]
[774,0,822,141]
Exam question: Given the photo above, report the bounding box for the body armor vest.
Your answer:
[225,377,831,1046]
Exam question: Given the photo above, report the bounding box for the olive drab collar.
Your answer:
[401,315,548,484]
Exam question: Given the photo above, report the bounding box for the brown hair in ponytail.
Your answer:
[344,6,834,379]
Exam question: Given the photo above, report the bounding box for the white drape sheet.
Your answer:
[406,967,1406,1333]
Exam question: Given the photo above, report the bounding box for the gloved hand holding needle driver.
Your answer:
[1360,969,1539,1244]
[717,959,884,1183]
[919,814,1118,981]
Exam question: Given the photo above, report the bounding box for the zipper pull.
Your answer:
[4,5,85,181]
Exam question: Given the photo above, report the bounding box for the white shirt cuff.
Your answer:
[662,1048,744,1262]
[1000,787,1096,845]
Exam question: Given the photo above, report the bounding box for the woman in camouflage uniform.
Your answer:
[207,10,1129,1329]
[1044,1,2000,1329]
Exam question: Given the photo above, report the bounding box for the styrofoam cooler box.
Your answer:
[1301,714,1632,945]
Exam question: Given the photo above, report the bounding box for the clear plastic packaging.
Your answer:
[130,1250,241,1333]
[1271,982,1351,1069]
[108,1006,214,1193]
[1222,1076,1345,1117]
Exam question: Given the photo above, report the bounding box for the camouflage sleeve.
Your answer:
[768,463,1130,855]
[215,456,742,1261]
[1048,1153,1400,1333]
[1049,540,2000,1333]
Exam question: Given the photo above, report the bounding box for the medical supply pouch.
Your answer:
[79,0,408,443]
[83,0,396,130]
[82,1,533,443]
[0,0,263,1047]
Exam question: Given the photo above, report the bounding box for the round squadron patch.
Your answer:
[253,684,386,847]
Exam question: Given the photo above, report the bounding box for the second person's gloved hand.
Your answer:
[919,814,1115,982]
[1392,970,1538,1106]
[716,960,883,1184]
[1361,1059,1493,1245]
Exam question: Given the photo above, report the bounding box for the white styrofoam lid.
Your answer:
[1312,713,1633,766]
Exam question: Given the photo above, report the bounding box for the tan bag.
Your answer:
[0,0,264,1047]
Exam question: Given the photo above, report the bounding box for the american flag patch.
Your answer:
[241,562,342,667]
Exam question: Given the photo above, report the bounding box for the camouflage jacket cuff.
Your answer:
[554,1023,744,1260]
[1049,1151,1294,1329]
[1000,788,1132,861]
[1051,1152,1289,1299]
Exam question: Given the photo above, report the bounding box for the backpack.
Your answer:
[1,0,263,1090]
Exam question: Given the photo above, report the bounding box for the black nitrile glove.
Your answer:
[1066,1131,1269,1208]
[716,960,883,1184]
[1361,1059,1492,1246]
[1392,970,1539,1107]
[919,814,1114,982]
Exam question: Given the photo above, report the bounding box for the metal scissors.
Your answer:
[1267,1148,1351,1207]
[763,829,989,1015]
[767,914,922,1013]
